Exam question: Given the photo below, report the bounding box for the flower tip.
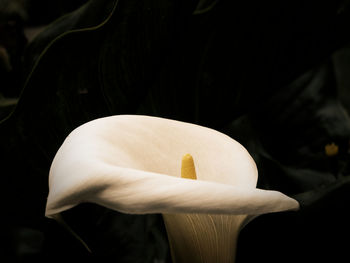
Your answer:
[283,194,300,212]
[181,154,197,180]
[292,198,301,211]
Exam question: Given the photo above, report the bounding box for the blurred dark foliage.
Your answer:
[0,0,88,119]
[25,0,90,26]
[1,0,350,262]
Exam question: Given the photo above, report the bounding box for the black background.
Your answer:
[1,0,350,262]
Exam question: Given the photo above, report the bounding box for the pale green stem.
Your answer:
[163,213,246,263]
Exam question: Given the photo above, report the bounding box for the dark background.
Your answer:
[1,0,350,262]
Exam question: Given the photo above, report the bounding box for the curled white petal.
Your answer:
[45,115,299,218]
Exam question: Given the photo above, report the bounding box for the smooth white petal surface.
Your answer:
[45,115,299,218]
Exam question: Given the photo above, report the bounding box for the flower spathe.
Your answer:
[46,115,298,218]
[46,115,299,262]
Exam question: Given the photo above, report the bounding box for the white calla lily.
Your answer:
[45,115,299,262]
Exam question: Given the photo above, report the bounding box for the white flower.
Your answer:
[45,115,299,262]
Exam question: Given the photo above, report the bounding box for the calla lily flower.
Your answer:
[45,115,299,262]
